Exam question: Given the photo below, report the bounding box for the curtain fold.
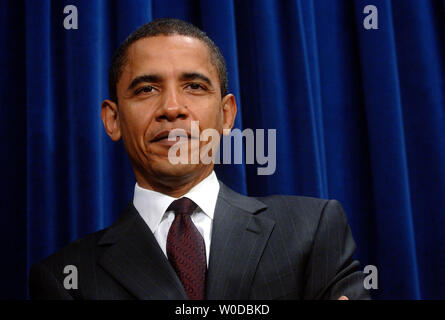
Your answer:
[199,0,248,193]
[352,0,421,298]
[1,0,444,299]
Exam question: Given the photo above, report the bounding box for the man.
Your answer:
[29,18,370,300]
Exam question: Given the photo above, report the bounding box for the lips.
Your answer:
[151,129,192,143]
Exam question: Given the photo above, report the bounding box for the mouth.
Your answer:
[150,129,194,145]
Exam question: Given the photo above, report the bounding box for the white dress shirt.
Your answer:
[133,171,220,266]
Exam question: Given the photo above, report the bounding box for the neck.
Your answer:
[135,166,214,198]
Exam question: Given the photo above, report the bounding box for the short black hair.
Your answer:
[108,18,228,103]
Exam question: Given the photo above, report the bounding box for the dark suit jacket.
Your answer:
[29,182,370,300]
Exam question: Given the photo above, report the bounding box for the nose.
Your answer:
[155,87,189,122]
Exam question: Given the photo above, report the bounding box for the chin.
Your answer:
[150,161,203,180]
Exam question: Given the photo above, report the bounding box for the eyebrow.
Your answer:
[180,72,213,87]
[127,72,214,91]
[127,74,162,91]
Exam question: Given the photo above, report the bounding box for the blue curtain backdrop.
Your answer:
[0,0,444,300]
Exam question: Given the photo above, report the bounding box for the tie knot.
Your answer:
[168,197,197,216]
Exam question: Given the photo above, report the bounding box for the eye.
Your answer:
[136,85,155,95]
[187,83,205,90]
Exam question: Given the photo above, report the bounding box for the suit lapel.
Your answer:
[96,182,275,300]
[97,204,187,299]
[206,183,275,299]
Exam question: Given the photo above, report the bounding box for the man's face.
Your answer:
[102,35,236,188]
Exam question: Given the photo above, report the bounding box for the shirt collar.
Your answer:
[133,171,220,233]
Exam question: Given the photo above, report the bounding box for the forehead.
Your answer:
[122,35,217,81]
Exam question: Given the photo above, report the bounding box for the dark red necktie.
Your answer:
[166,197,207,300]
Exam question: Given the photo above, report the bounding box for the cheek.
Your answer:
[191,102,223,130]
[210,105,224,132]
[119,104,154,142]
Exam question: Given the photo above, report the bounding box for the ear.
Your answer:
[101,99,122,141]
[221,94,237,135]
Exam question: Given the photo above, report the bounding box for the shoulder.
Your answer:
[256,194,337,231]
[28,227,109,299]
[256,194,348,230]
[31,227,108,276]
[218,181,347,231]
[260,193,348,223]
[257,194,330,212]
[31,203,137,274]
